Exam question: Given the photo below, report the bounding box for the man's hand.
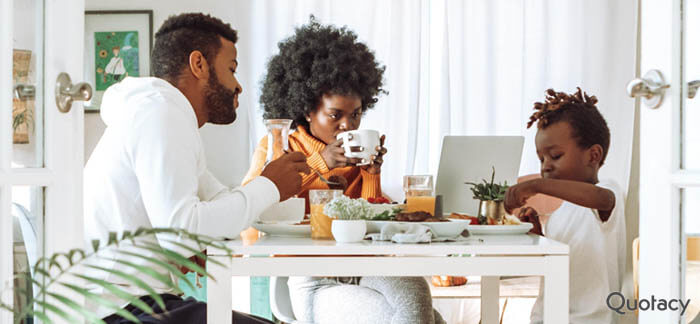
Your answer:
[504,179,540,214]
[261,151,310,201]
[517,207,543,235]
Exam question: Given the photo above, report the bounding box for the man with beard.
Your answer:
[83,13,308,324]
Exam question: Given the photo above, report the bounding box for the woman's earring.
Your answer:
[306,117,311,122]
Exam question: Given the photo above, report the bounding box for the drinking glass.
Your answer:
[309,189,343,240]
[403,175,434,197]
[264,119,293,165]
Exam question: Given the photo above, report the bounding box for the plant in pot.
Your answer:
[323,196,369,243]
[465,167,509,225]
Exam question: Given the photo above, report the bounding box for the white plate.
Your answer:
[366,220,468,238]
[252,222,311,237]
[466,223,533,235]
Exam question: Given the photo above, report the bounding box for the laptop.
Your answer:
[435,136,525,216]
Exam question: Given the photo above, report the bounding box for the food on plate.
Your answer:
[404,195,443,217]
[395,211,448,222]
[448,212,480,225]
[503,214,522,225]
[431,275,467,287]
[367,196,391,204]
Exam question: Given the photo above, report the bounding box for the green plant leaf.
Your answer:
[72,274,156,316]
[47,292,107,324]
[59,282,141,323]
[108,258,181,293]
[134,243,213,281]
[34,299,77,323]
[83,264,166,311]
[159,239,222,267]
[116,250,196,292]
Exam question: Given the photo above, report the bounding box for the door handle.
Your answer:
[626,69,669,109]
[55,72,93,113]
[14,84,36,100]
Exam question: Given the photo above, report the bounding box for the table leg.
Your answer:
[543,255,569,323]
[207,255,232,324]
[481,276,500,324]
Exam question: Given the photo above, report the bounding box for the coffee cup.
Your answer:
[336,130,381,166]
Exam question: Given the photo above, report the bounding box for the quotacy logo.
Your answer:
[607,292,691,315]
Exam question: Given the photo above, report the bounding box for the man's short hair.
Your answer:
[151,13,238,82]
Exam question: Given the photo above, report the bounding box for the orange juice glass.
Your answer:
[309,189,343,240]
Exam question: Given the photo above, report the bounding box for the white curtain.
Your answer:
[229,0,636,201]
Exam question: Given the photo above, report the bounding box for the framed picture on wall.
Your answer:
[84,10,153,112]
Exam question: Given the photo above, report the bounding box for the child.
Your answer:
[504,88,626,324]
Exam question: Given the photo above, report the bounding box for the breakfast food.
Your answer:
[395,211,448,222]
[367,196,391,204]
[431,275,467,287]
[448,212,480,225]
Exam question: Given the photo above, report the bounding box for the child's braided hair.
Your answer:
[528,87,611,166]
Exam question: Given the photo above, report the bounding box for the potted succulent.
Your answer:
[465,167,509,225]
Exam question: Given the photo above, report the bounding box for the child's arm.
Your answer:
[505,179,615,222]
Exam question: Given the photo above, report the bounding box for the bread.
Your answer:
[431,275,467,287]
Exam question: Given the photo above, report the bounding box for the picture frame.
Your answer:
[84,10,153,112]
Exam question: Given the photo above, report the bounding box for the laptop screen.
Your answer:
[435,136,524,215]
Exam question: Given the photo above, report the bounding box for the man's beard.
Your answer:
[204,67,236,124]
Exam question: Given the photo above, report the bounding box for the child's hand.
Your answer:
[504,180,540,213]
[518,207,543,235]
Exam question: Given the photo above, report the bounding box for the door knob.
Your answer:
[626,69,669,109]
[55,72,93,113]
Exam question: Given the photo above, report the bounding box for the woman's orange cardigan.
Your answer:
[241,125,382,211]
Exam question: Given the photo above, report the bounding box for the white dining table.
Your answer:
[206,234,569,324]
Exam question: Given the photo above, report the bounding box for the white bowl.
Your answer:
[331,220,367,243]
[259,197,305,224]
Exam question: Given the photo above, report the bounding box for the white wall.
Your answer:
[84,0,253,187]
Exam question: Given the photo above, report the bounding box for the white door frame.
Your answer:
[1,0,85,323]
[638,0,697,323]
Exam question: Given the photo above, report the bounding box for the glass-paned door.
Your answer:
[1,0,87,323]
[637,0,700,323]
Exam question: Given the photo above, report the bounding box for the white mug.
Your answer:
[336,130,381,166]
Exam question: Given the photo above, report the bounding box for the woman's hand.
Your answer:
[517,207,543,235]
[362,135,387,175]
[320,138,363,170]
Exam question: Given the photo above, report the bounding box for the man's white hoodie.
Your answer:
[83,77,279,317]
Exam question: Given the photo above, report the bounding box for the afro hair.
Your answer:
[259,17,386,129]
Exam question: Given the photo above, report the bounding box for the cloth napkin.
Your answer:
[365,223,467,243]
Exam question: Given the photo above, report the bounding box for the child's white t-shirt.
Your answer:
[530,179,626,324]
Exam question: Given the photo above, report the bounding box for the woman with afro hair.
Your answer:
[242,18,444,324]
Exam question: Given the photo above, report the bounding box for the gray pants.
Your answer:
[288,276,445,324]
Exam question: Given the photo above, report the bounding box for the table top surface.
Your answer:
[212,234,569,256]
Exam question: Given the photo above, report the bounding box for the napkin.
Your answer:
[365,223,466,243]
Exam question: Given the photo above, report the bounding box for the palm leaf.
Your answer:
[5,227,233,323]
[115,250,198,292]
[72,274,156,316]
[83,264,167,311]
[59,282,141,323]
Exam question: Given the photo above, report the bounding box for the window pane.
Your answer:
[683,0,700,170]
[11,0,44,169]
[12,185,44,323]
